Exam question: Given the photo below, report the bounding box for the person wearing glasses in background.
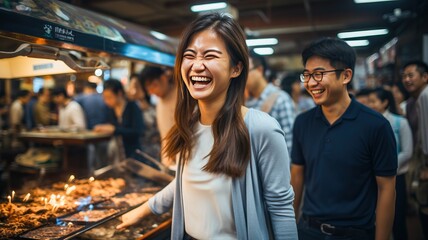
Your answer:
[290,38,397,240]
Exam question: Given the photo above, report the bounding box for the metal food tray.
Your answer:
[17,199,144,240]
[5,160,170,239]
[18,224,86,240]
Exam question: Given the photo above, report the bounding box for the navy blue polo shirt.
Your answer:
[291,98,397,229]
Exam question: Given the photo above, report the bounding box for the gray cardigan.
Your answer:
[148,109,298,239]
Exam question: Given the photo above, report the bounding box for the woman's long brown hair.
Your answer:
[163,13,250,178]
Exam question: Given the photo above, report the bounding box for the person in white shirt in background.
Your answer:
[368,87,413,240]
[51,87,86,131]
[139,66,177,167]
[9,89,31,132]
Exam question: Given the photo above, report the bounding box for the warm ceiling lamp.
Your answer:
[246,38,278,47]
[337,29,389,39]
[190,2,227,12]
[345,40,370,47]
[354,0,398,3]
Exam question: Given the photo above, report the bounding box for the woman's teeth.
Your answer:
[191,76,211,81]
[191,76,212,85]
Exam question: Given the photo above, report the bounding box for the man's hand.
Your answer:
[420,168,428,180]
[93,124,115,134]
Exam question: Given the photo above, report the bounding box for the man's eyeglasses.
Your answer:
[300,69,345,83]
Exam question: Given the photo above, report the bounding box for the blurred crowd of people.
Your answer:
[354,60,428,239]
[0,67,176,169]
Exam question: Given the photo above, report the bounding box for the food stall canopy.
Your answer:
[0,56,76,79]
[0,0,176,78]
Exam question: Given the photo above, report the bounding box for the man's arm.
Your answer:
[375,175,396,240]
[290,164,305,221]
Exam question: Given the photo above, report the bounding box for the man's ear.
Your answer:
[343,68,353,85]
[422,72,428,83]
[231,62,243,78]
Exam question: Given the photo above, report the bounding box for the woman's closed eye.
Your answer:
[183,53,195,59]
[204,54,218,59]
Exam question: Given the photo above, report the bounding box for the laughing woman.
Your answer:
[117,13,297,239]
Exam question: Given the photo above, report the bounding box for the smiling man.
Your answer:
[402,60,428,238]
[290,38,397,240]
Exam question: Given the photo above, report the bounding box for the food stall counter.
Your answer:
[17,129,112,171]
[0,171,172,239]
[18,130,112,145]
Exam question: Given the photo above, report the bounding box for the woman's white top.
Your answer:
[182,122,236,240]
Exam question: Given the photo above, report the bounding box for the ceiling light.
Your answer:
[367,53,380,63]
[345,40,370,47]
[190,2,227,12]
[354,0,397,3]
[253,47,274,55]
[337,29,388,39]
[94,69,103,77]
[150,31,168,40]
[246,38,278,47]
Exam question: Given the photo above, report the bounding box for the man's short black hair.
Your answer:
[17,89,30,98]
[139,66,166,85]
[249,50,268,77]
[280,73,300,96]
[302,38,356,79]
[85,82,98,89]
[403,60,428,75]
[103,79,124,95]
[51,87,68,98]
[355,88,373,98]
[37,87,51,96]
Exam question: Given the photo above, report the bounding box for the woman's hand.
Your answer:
[116,202,152,230]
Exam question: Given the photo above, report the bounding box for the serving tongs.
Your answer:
[120,158,174,185]
[134,149,170,173]
[92,144,174,185]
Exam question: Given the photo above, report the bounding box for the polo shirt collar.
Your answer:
[315,96,360,121]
